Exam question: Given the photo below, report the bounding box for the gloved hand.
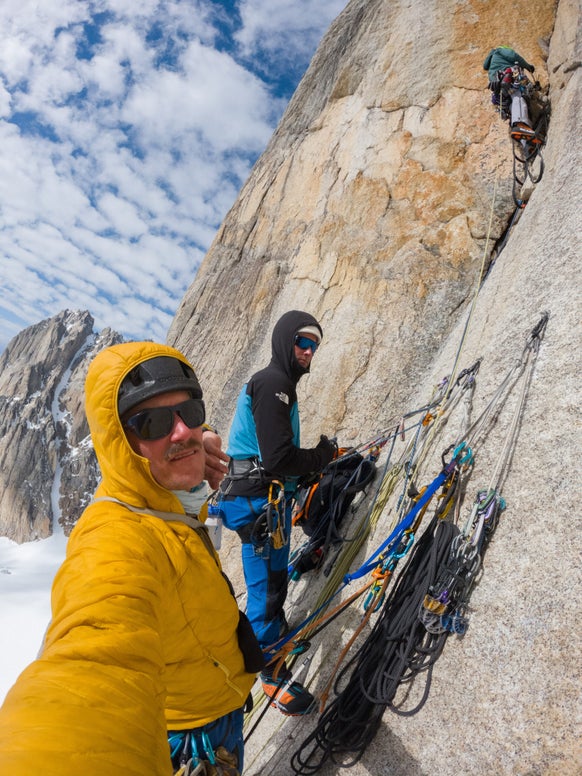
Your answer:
[529,64,535,73]
[316,434,337,468]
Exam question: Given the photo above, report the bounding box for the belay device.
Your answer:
[289,450,377,580]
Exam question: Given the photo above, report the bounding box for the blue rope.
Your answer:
[265,451,464,663]
[344,469,447,582]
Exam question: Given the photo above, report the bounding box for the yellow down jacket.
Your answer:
[0,341,256,775]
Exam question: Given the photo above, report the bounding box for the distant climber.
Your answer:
[483,45,537,138]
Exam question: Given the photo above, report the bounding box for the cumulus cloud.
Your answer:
[0,0,346,351]
[235,0,346,71]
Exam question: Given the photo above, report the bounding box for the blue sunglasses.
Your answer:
[294,335,319,352]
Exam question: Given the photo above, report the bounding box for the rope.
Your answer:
[284,314,548,772]
[289,517,458,774]
[442,150,501,403]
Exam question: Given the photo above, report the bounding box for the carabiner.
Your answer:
[268,480,284,506]
[452,441,473,467]
[201,731,216,766]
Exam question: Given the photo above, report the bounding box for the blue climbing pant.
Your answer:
[218,493,292,649]
[168,707,244,772]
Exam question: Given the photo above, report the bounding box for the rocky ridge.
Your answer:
[0,310,121,542]
[0,0,579,773]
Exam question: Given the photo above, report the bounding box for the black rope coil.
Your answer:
[290,516,459,774]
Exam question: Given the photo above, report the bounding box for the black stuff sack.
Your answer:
[291,451,376,573]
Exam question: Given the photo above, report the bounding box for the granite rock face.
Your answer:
[0,310,122,542]
[168,0,559,441]
[168,0,581,774]
[0,0,579,771]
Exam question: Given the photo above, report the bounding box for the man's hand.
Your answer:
[316,434,337,468]
[202,430,230,490]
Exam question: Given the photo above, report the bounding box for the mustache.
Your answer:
[165,439,204,460]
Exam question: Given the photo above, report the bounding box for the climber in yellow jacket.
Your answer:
[0,341,260,775]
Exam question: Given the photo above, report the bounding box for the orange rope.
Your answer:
[318,571,392,712]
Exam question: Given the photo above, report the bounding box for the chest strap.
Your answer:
[91,497,217,561]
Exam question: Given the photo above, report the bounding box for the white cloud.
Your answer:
[236,0,347,62]
[97,191,148,237]
[121,39,277,153]
[0,0,347,351]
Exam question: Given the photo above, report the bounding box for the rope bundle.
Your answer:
[290,516,459,773]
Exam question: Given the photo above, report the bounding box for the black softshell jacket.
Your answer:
[226,310,328,496]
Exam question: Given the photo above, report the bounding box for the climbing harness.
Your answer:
[249,480,287,550]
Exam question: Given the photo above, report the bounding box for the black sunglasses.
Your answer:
[123,397,206,441]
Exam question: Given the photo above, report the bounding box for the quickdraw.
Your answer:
[171,731,240,776]
[419,488,506,635]
[363,562,394,613]
[266,480,286,549]
[249,480,286,551]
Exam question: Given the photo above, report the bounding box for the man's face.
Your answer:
[293,334,318,369]
[123,389,205,491]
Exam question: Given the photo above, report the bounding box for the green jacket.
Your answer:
[483,46,534,81]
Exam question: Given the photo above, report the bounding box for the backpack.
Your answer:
[289,450,377,579]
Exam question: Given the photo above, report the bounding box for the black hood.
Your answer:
[270,310,322,383]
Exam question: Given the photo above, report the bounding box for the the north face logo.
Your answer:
[275,391,289,405]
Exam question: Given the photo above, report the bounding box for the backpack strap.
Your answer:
[91,497,216,560]
[92,497,265,674]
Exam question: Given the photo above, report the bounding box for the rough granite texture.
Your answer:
[168,0,581,773]
[1,0,578,772]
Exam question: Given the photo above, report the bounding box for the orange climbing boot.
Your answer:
[510,122,536,140]
[260,664,315,716]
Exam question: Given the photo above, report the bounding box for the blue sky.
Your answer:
[0,0,347,352]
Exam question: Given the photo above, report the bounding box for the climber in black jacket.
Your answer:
[218,310,336,716]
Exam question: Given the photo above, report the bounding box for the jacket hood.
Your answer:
[85,341,199,513]
[270,310,323,383]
